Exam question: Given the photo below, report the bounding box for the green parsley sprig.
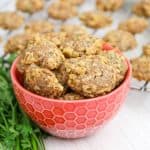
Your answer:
[0,54,45,150]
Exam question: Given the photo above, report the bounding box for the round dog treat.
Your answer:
[103,30,137,51]
[60,0,85,5]
[79,11,112,29]
[96,0,123,11]
[60,24,88,36]
[118,16,148,34]
[17,34,65,73]
[16,0,44,14]
[25,20,54,33]
[131,55,150,81]
[4,33,33,53]
[0,12,24,30]
[60,34,105,58]
[143,44,150,56]
[24,64,64,98]
[43,32,67,48]
[60,92,84,100]
[133,0,150,17]
[60,52,127,97]
[48,1,77,20]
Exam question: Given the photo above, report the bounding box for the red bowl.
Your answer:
[10,56,131,139]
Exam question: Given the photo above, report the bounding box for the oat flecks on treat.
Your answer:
[118,16,148,34]
[24,64,64,98]
[16,0,44,14]
[60,24,88,36]
[42,32,67,48]
[48,1,77,20]
[143,44,150,56]
[96,0,123,11]
[60,52,127,97]
[25,20,54,34]
[60,0,85,6]
[79,11,112,29]
[60,92,85,100]
[131,55,150,81]
[133,0,150,17]
[60,34,105,58]
[0,12,24,30]
[103,30,137,51]
[80,11,112,29]
[17,34,65,73]
[4,33,33,53]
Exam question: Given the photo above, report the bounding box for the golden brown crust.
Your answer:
[42,32,67,48]
[60,52,127,97]
[16,0,44,14]
[118,16,148,34]
[48,1,77,20]
[143,44,150,56]
[24,64,64,98]
[25,20,54,34]
[4,33,33,53]
[79,11,112,29]
[96,0,123,11]
[0,12,24,30]
[60,92,84,100]
[131,55,150,81]
[103,30,137,51]
[17,34,65,73]
[60,0,85,5]
[133,0,150,17]
[60,24,88,36]
[60,34,105,58]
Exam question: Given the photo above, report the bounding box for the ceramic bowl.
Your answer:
[10,51,131,139]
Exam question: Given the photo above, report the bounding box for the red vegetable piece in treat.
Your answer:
[102,43,113,51]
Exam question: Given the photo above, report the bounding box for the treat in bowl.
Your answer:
[16,0,44,14]
[103,30,137,51]
[17,34,65,73]
[96,0,124,11]
[11,32,131,138]
[60,34,104,58]
[0,12,24,30]
[118,16,148,34]
[79,11,112,29]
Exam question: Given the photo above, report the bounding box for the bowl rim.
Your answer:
[10,56,132,103]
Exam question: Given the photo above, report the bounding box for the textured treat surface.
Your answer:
[60,52,127,97]
[5,33,32,53]
[48,1,77,20]
[16,0,44,14]
[17,34,65,73]
[118,16,148,34]
[96,0,123,11]
[133,0,150,17]
[24,64,64,98]
[103,30,137,51]
[25,20,54,33]
[0,12,24,30]
[80,11,112,29]
[60,34,104,58]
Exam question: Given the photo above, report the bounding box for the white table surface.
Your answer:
[0,0,150,150]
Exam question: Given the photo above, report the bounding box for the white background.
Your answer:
[0,0,150,150]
